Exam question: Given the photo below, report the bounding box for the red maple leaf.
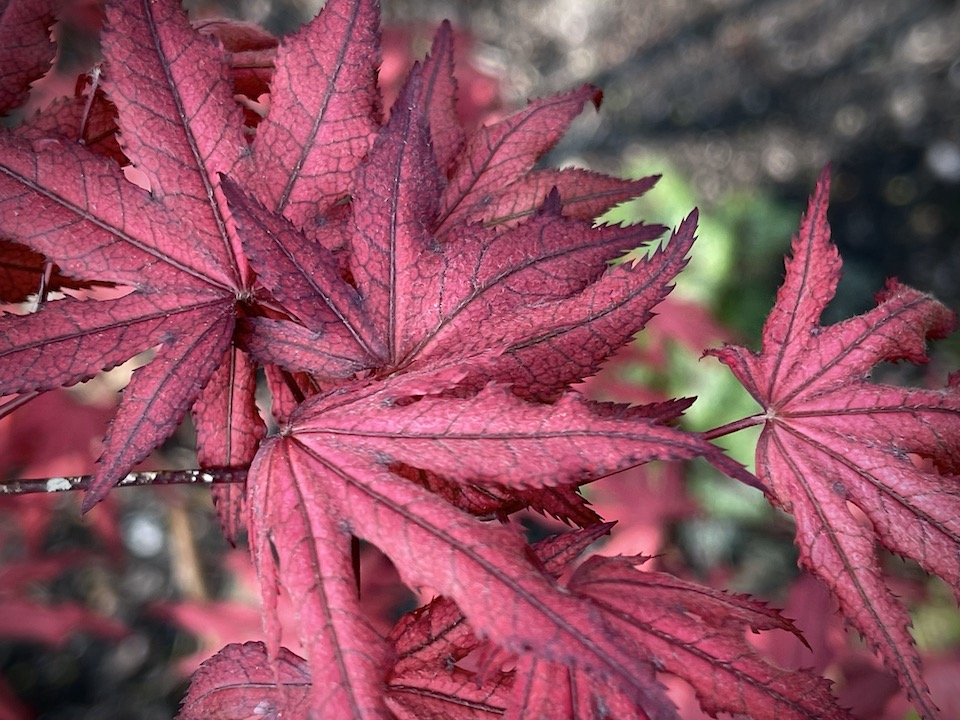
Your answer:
[706,167,960,719]
[178,641,312,720]
[0,0,266,512]
[218,5,838,715]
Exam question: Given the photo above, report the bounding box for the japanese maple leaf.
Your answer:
[184,523,851,720]
[0,3,102,303]
[176,529,606,720]
[383,527,612,720]
[706,167,960,720]
[382,524,849,720]
[178,641,312,720]
[221,34,813,715]
[0,0,270,511]
[0,239,110,303]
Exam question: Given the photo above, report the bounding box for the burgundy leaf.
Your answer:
[236,317,373,380]
[386,667,511,720]
[387,526,613,719]
[706,167,959,719]
[0,290,236,510]
[9,48,126,170]
[566,554,854,720]
[507,655,648,720]
[222,174,380,359]
[247,435,392,718]
[478,169,659,228]
[407,210,691,399]
[352,123,672,389]
[350,67,442,365]
[0,239,105,302]
[391,525,614,669]
[4,2,924,718]
[253,431,681,718]
[0,132,216,288]
[220,9,747,711]
[193,348,264,544]
[513,484,604,527]
[534,523,615,574]
[0,291,231,392]
[394,464,602,527]
[289,378,726,491]
[0,0,264,509]
[91,302,236,508]
[103,0,251,288]
[416,20,465,176]
[389,595,477,678]
[21,89,124,164]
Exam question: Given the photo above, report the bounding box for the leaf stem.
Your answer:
[702,414,765,441]
[0,468,248,495]
[0,391,40,421]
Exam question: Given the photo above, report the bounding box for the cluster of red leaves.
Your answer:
[1,0,958,718]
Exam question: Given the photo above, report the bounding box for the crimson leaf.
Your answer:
[0,0,265,511]
[179,641,311,720]
[706,167,959,720]
[230,0,382,228]
[232,50,808,718]
[217,1,759,711]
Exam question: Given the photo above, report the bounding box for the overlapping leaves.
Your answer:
[1,0,956,718]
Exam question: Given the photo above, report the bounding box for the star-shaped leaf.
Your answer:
[0,0,265,510]
[707,167,960,719]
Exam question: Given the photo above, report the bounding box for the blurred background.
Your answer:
[2,0,959,717]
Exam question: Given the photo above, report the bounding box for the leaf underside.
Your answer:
[707,167,959,720]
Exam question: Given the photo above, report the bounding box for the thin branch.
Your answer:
[0,467,248,496]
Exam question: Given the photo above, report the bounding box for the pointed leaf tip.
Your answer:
[589,86,603,109]
[541,186,563,215]
[235,0,382,225]
[438,83,611,232]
